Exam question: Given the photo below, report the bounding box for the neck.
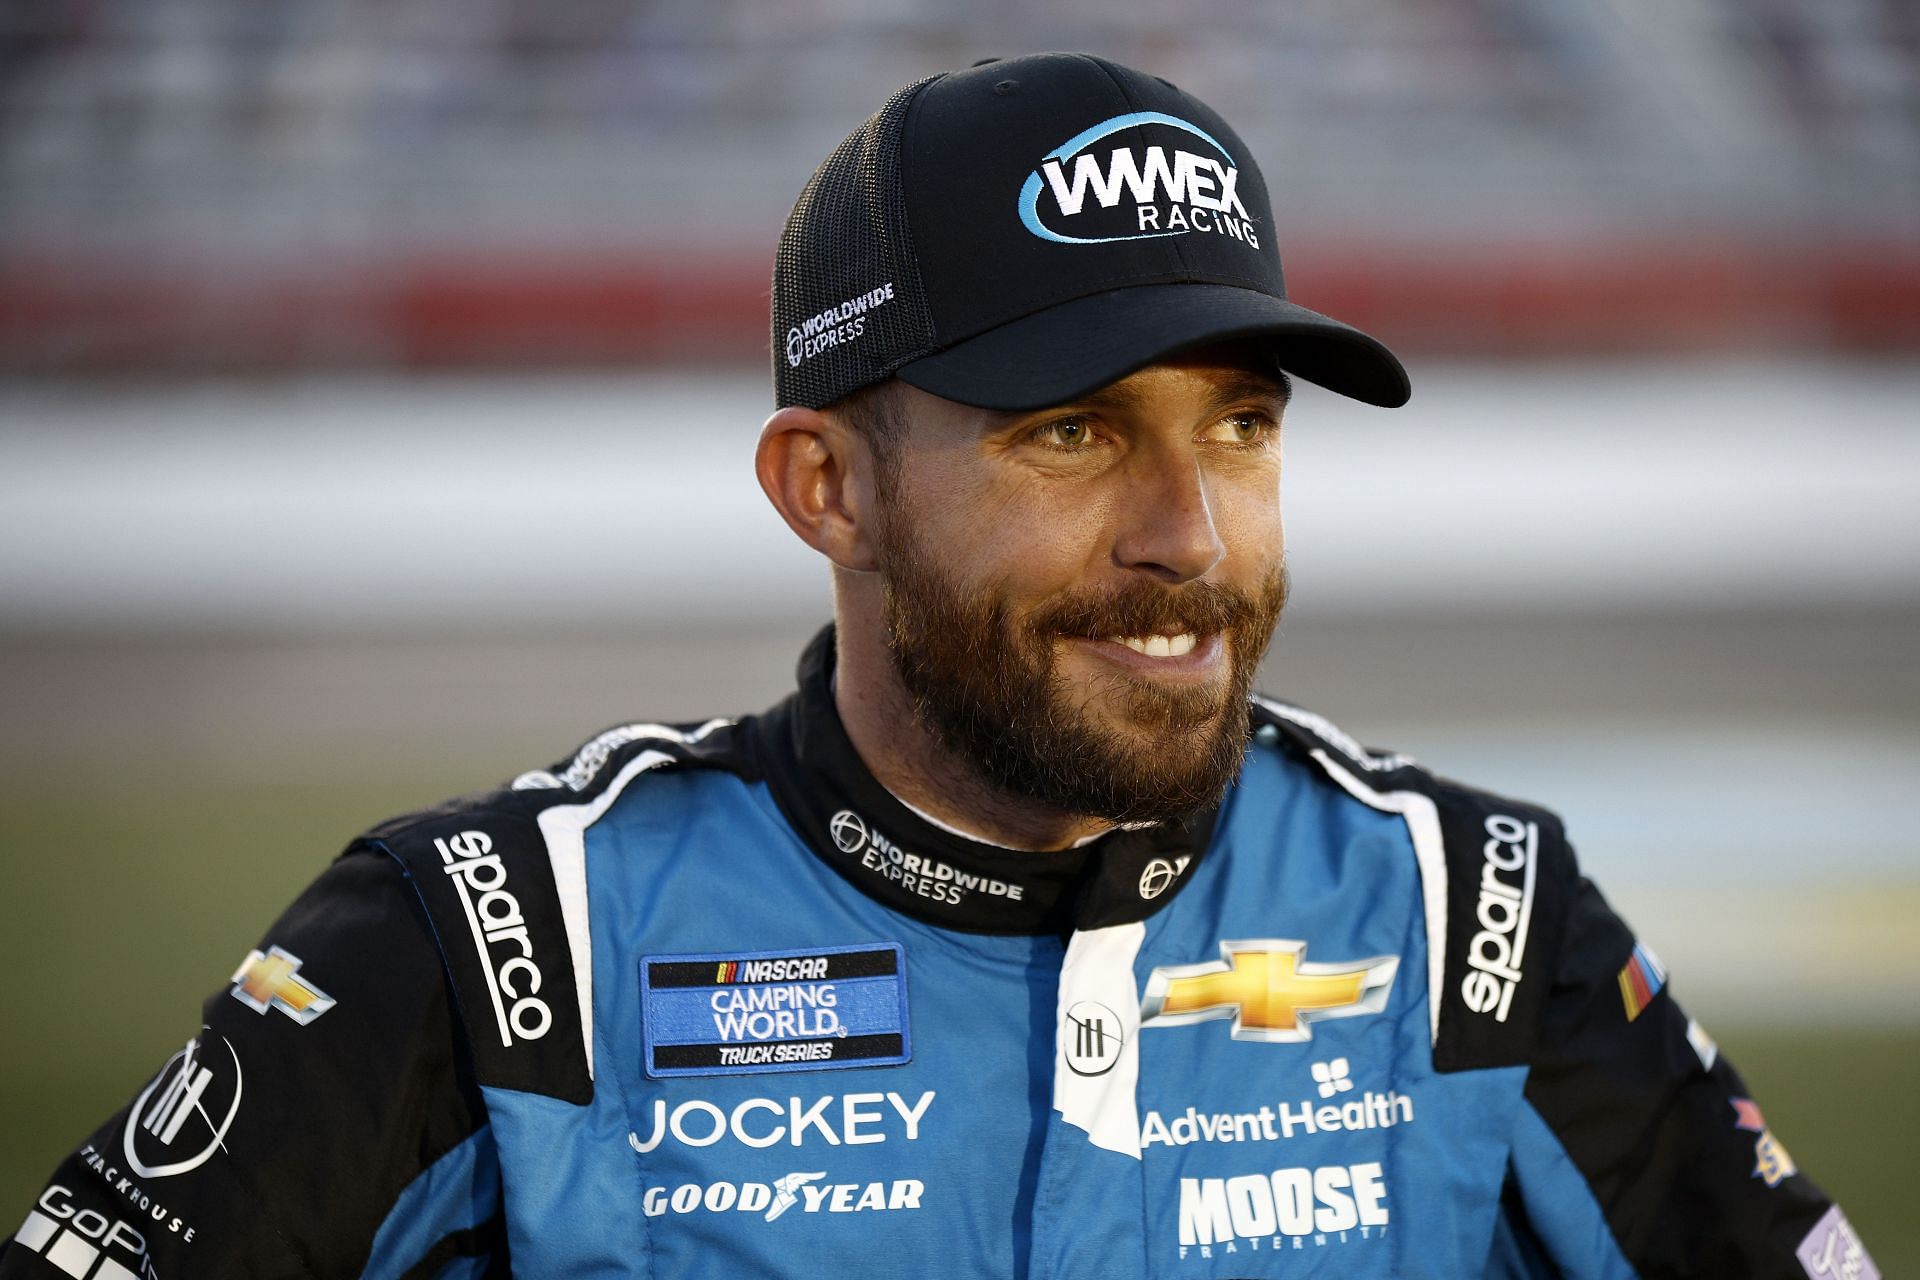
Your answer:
[831,600,1112,853]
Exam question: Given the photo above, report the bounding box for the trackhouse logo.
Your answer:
[123,1031,244,1179]
[1018,112,1259,247]
[74,1143,200,1243]
[1062,1000,1125,1077]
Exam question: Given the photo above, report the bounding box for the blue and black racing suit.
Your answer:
[0,628,1877,1278]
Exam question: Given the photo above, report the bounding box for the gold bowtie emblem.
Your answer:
[1141,940,1397,1043]
[230,946,336,1025]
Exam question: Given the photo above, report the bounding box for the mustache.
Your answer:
[1024,571,1285,642]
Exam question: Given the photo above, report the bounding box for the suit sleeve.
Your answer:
[1508,872,1877,1280]
[0,850,507,1280]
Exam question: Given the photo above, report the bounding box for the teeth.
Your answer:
[1112,633,1198,658]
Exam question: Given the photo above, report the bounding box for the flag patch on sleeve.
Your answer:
[1617,941,1668,1022]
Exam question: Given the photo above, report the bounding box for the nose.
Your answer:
[1112,448,1227,583]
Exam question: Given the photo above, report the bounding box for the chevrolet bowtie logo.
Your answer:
[1140,940,1397,1043]
[230,945,336,1025]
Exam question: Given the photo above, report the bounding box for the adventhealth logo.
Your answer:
[1018,112,1259,247]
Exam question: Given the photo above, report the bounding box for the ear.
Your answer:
[755,406,883,572]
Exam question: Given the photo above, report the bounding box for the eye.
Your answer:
[1031,416,1099,449]
[1211,409,1277,445]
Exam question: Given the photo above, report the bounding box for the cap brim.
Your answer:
[894,283,1410,411]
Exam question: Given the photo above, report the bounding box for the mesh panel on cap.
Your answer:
[772,77,940,409]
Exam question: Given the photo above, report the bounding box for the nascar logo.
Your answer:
[714,956,832,984]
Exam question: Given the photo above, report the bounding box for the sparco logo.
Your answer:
[435,829,553,1045]
[830,810,1025,907]
[1178,1161,1389,1254]
[1019,112,1257,248]
[1460,814,1538,1023]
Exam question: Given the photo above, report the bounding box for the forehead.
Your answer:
[1049,347,1294,413]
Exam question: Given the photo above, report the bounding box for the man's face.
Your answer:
[869,348,1291,825]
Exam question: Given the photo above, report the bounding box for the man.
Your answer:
[2,52,1875,1280]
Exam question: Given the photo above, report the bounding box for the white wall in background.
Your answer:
[2,359,1916,626]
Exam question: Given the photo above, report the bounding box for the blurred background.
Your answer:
[2,0,1916,1266]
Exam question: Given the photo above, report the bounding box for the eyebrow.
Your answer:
[1204,371,1293,410]
[1052,369,1294,417]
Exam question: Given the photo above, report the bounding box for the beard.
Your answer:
[874,507,1288,826]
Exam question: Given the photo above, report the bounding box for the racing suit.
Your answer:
[1,627,1877,1279]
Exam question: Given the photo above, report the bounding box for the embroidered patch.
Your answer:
[1732,1097,1799,1187]
[1796,1205,1879,1280]
[1685,1017,1718,1071]
[1617,941,1668,1021]
[641,943,910,1078]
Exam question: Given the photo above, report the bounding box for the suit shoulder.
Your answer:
[1250,694,1419,777]
[1252,693,1583,1069]
[363,713,749,837]
[1252,690,1573,848]
[348,713,751,1103]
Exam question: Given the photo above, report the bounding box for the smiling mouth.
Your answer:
[1108,632,1199,658]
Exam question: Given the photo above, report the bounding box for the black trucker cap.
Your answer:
[772,52,1410,412]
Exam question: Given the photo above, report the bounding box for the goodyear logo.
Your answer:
[642,943,910,1078]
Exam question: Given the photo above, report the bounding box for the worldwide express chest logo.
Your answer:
[1018,112,1260,248]
[642,943,911,1078]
